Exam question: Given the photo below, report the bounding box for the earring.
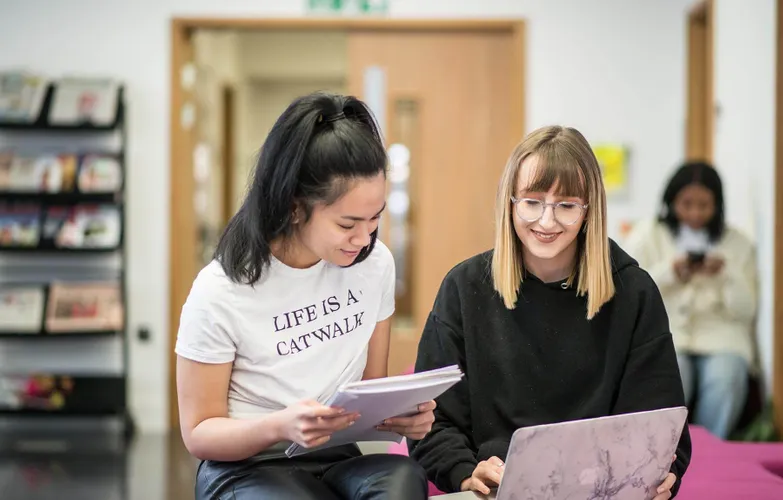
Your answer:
[582,224,588,234]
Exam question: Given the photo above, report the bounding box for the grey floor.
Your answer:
[0,432,191,500]
[0,430,396,500]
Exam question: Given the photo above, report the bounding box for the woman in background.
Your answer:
[624,162,757,439]
[176,92,433,500]
[409,126,691,499]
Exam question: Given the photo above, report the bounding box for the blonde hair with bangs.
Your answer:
[491,125,615,319]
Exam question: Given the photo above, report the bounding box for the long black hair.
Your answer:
[658,161,725,241]
[214,91,387,284]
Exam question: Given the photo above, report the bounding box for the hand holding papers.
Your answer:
[375,399,437,440]
[285,365,463,457]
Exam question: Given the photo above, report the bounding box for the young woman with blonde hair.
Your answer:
[408,126,692,499]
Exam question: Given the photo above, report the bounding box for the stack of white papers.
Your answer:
[286,365,464,457]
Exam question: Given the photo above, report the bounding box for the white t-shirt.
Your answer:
[175,240,395,420]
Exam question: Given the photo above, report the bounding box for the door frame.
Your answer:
[220,84,236,225]
[168,17,526,430]
[774,0,783,437]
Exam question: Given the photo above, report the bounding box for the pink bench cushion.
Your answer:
[387,425,783,498]
[677,426,783,499]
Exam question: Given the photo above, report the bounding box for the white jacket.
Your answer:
[622,219,758,367]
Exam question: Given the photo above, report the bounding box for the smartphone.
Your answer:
[687,251,706,264]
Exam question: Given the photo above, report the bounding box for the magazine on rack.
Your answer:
[0,203,41,248]
[0,373,125,413]
[48,77,119,126]
[0,72,48,123]
[45,281,124,333]
[43,204,121,249]
[77,154,122,192]
[0,285,46,333]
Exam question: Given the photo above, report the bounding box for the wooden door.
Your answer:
[347,28,524,375]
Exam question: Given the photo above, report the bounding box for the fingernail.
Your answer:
[348,421,355,426]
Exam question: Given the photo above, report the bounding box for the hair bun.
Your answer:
[325,111,346,123]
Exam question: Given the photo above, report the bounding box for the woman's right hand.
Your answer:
[673,256,692,283]
[460,456,505,495]
[277,400,360,449]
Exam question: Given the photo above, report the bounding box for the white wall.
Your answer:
[522,0,693,239]
[0,0,725,433]
[231,31,348,212]
[713,0,777,392]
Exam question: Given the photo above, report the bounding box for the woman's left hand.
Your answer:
[375,400,437,440]
[653,472,677,499]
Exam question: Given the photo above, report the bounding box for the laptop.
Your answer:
[495,407,688,500]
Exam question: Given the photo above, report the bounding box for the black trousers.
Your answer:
[195,444,429,500]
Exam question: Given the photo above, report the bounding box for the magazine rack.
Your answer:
[0,79,134,464]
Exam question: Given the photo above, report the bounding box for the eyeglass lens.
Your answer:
[516,199,583,225]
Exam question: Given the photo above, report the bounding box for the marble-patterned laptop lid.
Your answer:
[496,406,688,500]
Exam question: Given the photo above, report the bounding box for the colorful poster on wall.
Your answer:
[593,144,629,198]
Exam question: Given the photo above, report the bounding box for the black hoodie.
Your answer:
[408,240,691,496]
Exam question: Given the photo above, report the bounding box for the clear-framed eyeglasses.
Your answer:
[511,197,588,226]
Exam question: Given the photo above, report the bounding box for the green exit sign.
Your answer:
[307,0,389,15]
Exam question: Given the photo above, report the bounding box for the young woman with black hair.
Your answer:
[175,92,433,499]
[624,162,757,439]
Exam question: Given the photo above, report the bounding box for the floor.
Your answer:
[0,432,192,500]
[0,427,393,500]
